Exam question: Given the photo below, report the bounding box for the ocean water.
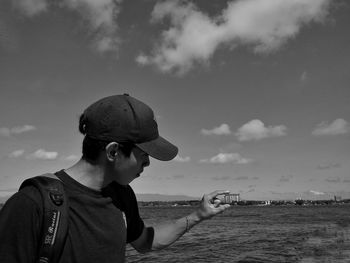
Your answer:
[126,205,350,263]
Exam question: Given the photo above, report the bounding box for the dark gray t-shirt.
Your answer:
[0,170,144,263]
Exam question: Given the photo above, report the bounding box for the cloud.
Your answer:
[11,0,123,53]
[200,152,252,164]
[26,149,58,160]
[0,13,19,52]
[201,123,232,136]
[62,0,122,53]
[300,71,308,82]
[11,125,36,134]
[279,175,293,182]
[317,162,340,170]
[135,54,149,66]
[12,0,48,16]
[0,125,36,136]
[212,175,232,181]
[172,174,185,179]
[235,176,249,180]
[0,128,12,137]
[310,190,325,195]
[62,154,80,161]
[173,155,191,162]
[138,0,332,74]
[212,175,254,181]
[8,149,25,158]
[219,142,243,153]
[235,119,287,141]
[312,118,349,136]
[325,177,341,183]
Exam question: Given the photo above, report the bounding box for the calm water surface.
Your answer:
[126,205,350,263]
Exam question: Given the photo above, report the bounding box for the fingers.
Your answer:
[213,203,230,213]
[213,199,231,209]
[206,190,230,200]
[213,198,221,207]
[197,192,231,220]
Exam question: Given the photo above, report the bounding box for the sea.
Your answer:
[126,204,350,263]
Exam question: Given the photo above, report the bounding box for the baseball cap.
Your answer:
[82,94,178,161]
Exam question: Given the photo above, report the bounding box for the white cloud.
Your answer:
[138,0,332,74]
[62,154,80,161]
[325,177,341,183]
[173,155,191,162]
[317,162,340,170]
[279,175,293,182]
[300,71,308,82]
[312,118,349,136]
[200,152,251,164]
[62,0,122,53]
[26,149,58,160]
[0,128,11,137]
[0,125,36,136]
[0,18,19,52]
[236,119,287,141]
[310,190,325,195]
[135,54,149,66]
[11,0,122,53]
[235,176,249,180]
[212,175,232,181]
[11,125,36,134]
[12,0,48,16]
[201,123,231,136]
[172,174,185,180]
[8,149,25,158]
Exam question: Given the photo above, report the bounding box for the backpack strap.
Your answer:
[20,173,69,263]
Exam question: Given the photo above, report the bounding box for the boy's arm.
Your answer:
[0,190,42,263]
[131,190,230,252]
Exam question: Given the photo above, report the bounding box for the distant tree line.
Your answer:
[137,198,350,207]
[1,199,349,210]
[138,200,200,207]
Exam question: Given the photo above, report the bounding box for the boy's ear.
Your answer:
[105,142,119,161]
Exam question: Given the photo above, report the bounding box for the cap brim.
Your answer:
[136,136,178,161]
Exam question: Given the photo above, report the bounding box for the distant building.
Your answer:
[223,193,240,203]
[334,196,342,202]
[264,200,271,205]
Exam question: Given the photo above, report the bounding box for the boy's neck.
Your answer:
[64,158,106,191]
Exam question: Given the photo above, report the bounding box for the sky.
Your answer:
[0,0,349,201]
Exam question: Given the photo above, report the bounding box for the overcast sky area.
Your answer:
[0,0,349,201]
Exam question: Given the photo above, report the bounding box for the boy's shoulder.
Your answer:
[20,174,65,202]
[19,173,69,263]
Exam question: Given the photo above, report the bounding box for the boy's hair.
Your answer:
[79,114,133,163]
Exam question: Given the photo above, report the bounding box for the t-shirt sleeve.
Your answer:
[0,187,42,263]
[102,182,145,243]
[124,186,144,243]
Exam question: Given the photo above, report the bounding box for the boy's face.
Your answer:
[113,146,150,185]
